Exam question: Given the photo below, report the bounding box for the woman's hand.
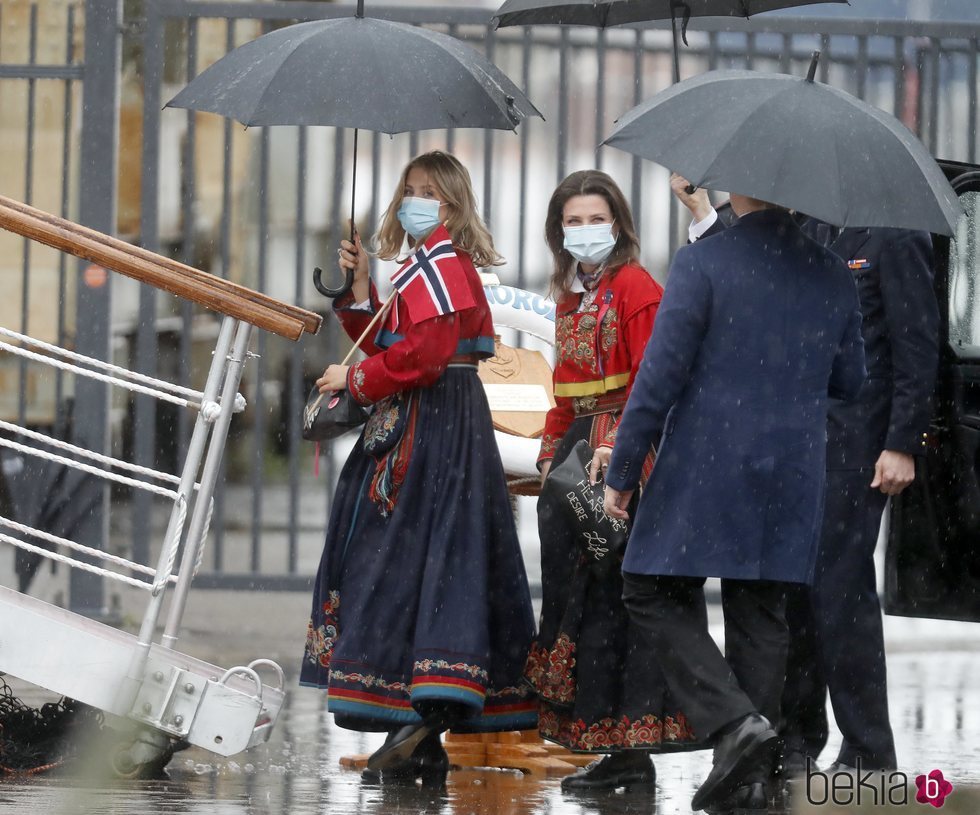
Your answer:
[539,460,552,488]
[588,446,612,486]
[604,485,633,521]
[317,364,350,393]
[338,223,371,303]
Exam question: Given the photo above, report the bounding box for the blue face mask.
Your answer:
[563,222,617,266]
[397,196,442,240]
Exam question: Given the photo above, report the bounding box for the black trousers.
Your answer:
[621,573,790,745]
[780,469,896,768]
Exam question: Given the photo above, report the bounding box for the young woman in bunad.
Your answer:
[528,170,703,791]
[300,151,537,785]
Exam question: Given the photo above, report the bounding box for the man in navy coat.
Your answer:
[673,178,940,775]
[604,191,866,813]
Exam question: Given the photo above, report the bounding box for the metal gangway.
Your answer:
[0,195,322,775]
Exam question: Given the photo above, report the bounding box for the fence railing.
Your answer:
[4,1,980,595]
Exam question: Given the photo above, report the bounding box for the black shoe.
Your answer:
[692,715,779,812]
[561,752,656,792]
[362,730,449,785]
[360,760,417,784]
[776,748,809,779]
[367,723,436,772]
[704,781,769,815]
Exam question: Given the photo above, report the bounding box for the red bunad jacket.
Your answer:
[538,262,663,470]
[335,231,495,405]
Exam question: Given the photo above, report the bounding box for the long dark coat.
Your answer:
[607,209,866,584]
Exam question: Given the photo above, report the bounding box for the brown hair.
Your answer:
[545,170,641,300]
[373,150,502,268]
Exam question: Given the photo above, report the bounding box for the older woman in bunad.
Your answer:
[528,170,702,792]
[300,151,537,786]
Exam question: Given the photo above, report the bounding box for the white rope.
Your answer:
[0,531,160,592]
[0,338,198,410]
[192,498,215,578]
[0,435,178,499]
[0,325,203,400]
[0,515,177,586]
[0,419,189,489]
[152,494,188,596]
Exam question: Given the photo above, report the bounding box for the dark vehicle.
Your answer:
[886,160,980,622]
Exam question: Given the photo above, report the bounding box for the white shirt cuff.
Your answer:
[688,208,719,243]
[349,299,373,312]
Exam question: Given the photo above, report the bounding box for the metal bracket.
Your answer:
[128,657,206,737]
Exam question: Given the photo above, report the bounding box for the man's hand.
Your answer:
[604,484,634,521]
[670,172,713,222]
[870,449,915,495]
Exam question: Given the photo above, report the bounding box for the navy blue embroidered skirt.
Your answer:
[527,416,703,753]
[300,366,538,732]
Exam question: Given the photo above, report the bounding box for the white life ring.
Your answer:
[482,283,556,479]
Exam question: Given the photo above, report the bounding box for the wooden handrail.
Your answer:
[0,195,322,342]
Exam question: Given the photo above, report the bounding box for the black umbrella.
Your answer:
[167,0,542,297]
[601,56,961,235]
[492,0,847,83]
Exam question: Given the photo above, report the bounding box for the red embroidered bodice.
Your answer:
[538,262,663,466]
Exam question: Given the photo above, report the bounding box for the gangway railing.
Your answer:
[0,195,321,775]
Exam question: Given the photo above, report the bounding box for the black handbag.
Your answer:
[542,439,629,564]
[302,387,368,441]
[302,288,397,443]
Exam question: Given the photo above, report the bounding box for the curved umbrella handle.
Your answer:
[313,266,354,299]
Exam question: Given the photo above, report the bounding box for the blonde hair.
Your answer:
[373,150,503,268]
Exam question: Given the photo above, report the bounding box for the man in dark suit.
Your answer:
[672,177,940,774]
[779,223,938,773]
[604,190,866,813]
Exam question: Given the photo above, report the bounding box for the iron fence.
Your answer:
[3,1,980,598]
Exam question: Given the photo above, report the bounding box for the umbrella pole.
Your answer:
[349,127,358,241]
[669,9,681,84]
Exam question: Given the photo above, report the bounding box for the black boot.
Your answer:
[561,752,656,792]
[362,730,449,786]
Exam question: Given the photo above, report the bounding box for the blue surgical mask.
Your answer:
[397,196,442,240]
[563,222,617,266]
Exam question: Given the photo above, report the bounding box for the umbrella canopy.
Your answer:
[491,0,846,81]
[167,4,541,297]
[601,65,962,235]
[493,0,845,27]
[166,15,541,133]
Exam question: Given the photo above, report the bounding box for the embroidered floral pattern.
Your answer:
[348,363,369,405]
[538,432,559,464]
[524,633,576,707]
[414,659,490,682]
[363,394,404,457]
[329,670,410,692]
[305,591,340,669]
[556,313,598,373]
[539,709,698,752]
[599,305,619,355]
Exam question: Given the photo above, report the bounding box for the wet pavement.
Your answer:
[2,616,979,814]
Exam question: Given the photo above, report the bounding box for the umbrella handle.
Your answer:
[313,266,355,299]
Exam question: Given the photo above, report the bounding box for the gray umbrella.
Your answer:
[167,0,541,295]
[491,0,846,82]
[601,59,962,235]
